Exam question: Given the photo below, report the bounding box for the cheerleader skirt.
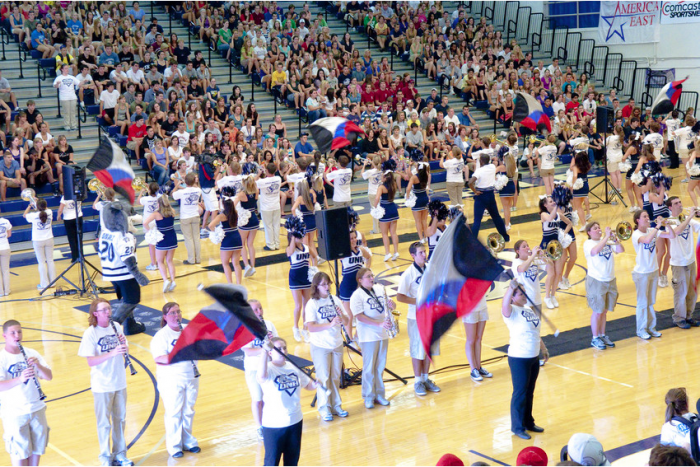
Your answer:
[560,219,575,241]
[625,167,635,180]
[339,274,358,301]
[302,212,317,233]
[499,179,516,198]
[572,179,589,198]
[238,210,260,231]
[156,229,177,251]
[380,200,399,223]
[289,267,311,290]
[221,229,243,251]
[412,189,429,212]
[540,232,559,250]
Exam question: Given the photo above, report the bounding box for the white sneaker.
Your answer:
[318,258,326,265]
[506,223,511,231]
[558,280,568,290]
[145,264,158,271]
[578,226,586,232]
[628,206,637,213]
[162,280,171,293]
[637,330,651,340]
[168,281,176,292]
[545,297,554,309]
[293,327,302,342]
[585,214,592,220]
[250,267,256,276]
[551,296,559,307]
[384,253,392,262]
[243,265,252,277]
[391,252,400,260]
[302,328,310,343]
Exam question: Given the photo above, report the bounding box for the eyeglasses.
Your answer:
[166,310,182,316]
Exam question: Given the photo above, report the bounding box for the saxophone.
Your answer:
[382,287,400,339]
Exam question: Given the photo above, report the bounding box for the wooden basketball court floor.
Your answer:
[1,168,698,466]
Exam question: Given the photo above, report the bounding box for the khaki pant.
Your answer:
[309,344,343,414]
[180,216,201,263]
[360,339,388,402]
[671,262,698,323]
[445,181,465,207]
[632,270,658,334]
[158,378,199,456]
[0,248,9,295]
[60,98,78,129]
[261,209,280,249]
[93,389,127,465]
[334,200,352,208]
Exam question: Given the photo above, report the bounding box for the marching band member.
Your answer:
[631,210,674,340]
[142,196,178,293]
[0,208,10,296]
[150,302,201,458]
[397,242,441,396]
[258,337,318,466]
[502,280,548,441]
[57,193,84,262]
[666,198,700,329]
[405,160,431,242]
[209,198,243,285]
[304,272,350,421]
[172,173,203,265]
[0,320,52,467]
[243,300,278,441]
[468,152,510,242]
[535,136,559,195]
[286,217,311,343]
[78,299,134,466]
[23,199,55,291]
[440,146,467,210]
[338,229,371,340]
[137,182,160,271]
[350,267,395,409]
[584,222,624,350]
[605,125,625,203]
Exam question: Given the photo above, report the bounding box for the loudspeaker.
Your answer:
[596,106,615,134]
[315,207,351,261]
[62,164,87,202]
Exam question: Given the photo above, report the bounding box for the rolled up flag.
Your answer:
[309,117,365,153]
[86,137,136,204]
[651,76,688,115]
[514,92,552,134]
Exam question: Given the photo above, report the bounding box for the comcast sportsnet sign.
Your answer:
[661,1,700,23]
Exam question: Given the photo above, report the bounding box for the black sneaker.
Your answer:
[687,319,700,327]
[676,321,692,329]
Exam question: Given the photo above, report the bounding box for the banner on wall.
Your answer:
[598,1,661,44]
[661,1,700,23]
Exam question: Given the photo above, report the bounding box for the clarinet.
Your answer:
[110,321,137,376]
[177,320,201,378]
[17,342,46,400]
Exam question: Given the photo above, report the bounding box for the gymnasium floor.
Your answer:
[1,166,697,466]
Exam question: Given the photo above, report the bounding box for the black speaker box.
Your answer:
[62,164,87,202]
[315,207,351,261]
[596,106,615,133]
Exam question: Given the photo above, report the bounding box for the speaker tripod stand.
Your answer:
[589,133,627,207]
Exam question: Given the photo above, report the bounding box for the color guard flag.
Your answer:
[651,76,688,115]
[416,215,504,357]
[514,92,552,133]
[309,117,365,153]
[86,137,136,204]
[168,284,266,364]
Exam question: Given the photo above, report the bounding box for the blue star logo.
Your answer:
[601,11,627,41]
[643,238,656,254]
[681,227,690,240]
[600,245,613,261]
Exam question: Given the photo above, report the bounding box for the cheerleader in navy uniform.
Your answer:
[285,217,311,343]
[624,134,642,212]
[426,200,449,258]
[649,173,672,288]
[570,151,591,232]
[497,147,518,231]
[209,198,243,285]
[551,184,577,291]
[540,196,572,309]
[339,229,372,339]
[405,159,431,242]
[373,161,400,262]
[143,196,178,293]
[237,173,260,278]
[291,177,319,267]
[312,172,329,210]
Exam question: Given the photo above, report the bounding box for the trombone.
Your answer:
[489,134,509,146]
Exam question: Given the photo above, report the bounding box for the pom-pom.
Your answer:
[572,178,583,190]
[630,171,644,186]
[144,228,164,246]
[347,207,360,228]
[428,199,445,215]
[285,216,306,238]
[689,164,700,177]
[237,204,251,226]
[565,169,575,187]
[295,208,304,219]
[307,266,319,283]
[404,191,417,208]
[242,162,257,175]
[618,160,632,172]
[410,151,425,162]
[221,185,236,198]
[208,225,225,245]
[643,160,662,176]
[381,159,397,173]
[552,184,573,208]
[315,202,322,211]
[497,145,510,160]
[371,205,386,219]
[494,174,508,190]
[158,181,175,196]
[570,210,579,226]
[558,229,573,249]
[651,172,672,190]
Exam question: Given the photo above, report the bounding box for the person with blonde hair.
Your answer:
[142,196,178,293]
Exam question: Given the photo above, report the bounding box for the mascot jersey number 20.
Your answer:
[98,201,150,335]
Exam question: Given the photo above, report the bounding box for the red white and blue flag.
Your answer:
[514,92,552,133]
[168,284,266,364]
[309,117,365,153]
[651,76,688,115]
[86,137,136,204]
[416,215,504,357]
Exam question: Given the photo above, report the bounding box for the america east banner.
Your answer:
[599,1,661,44]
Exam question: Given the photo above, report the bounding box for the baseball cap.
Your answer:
[436,453,464,466]
[431,87,438,92]
[516,447,548,466]
[567,433,610,466]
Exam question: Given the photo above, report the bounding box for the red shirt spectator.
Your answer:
[251,12,265,25]
[361,87,376,105]
[621,100,635,119]
[374,86,391,104]
[127,119,147,142]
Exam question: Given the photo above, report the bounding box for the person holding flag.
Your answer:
[150,302,201,459]
[258,337,318,466]
[502,279,549,441]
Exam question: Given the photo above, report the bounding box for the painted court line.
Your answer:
[546,362,634,388]
[48,442,82,466]
[469,450,508,466]
[134,434,166,466]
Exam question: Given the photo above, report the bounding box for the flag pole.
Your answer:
[271,347,331,395]
[504,270,560,337]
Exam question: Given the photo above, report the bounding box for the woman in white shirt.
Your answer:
[304,272,350,421]
[605,125,625,200]
[349,267,395,409]
[440,146,467,208]
[583,222,624,350]
[23,198,55,290]
[631,210,674,339]
[502,279,549,440]
[0,210,11,295]
[534,136,559,196]
[362,155,383,234]
[660,388,699,454]
[57,194,84,263]
[150,302,200,458]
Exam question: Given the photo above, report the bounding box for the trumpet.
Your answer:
[88,178,106,197]
[545,239,563,261]
[489,134,508,146]
[487,232,505,255]
[131,177,147,192]
[21,188,37,209]
[17,341,46,400]
[528,135,538,144]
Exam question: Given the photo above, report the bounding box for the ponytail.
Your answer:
[37,199,48,224]
[664,388,689,423]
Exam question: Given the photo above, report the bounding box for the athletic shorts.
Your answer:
[585,276,618,314]
[2,407,49,460]
[462,305,490,324]
[202,189,218,212]
[540,168,555,177]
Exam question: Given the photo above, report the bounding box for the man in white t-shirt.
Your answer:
[171,121,190,148]
[468,153,510,242]
[0,320,52,467]
[667,198,700,328]
[53,64,81,131]
[256,163,283,250]
[125,62,146,92]
[325,155,352,208]
[78,300,133,467]
[397,242,440,396]
[172,172,202,264]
